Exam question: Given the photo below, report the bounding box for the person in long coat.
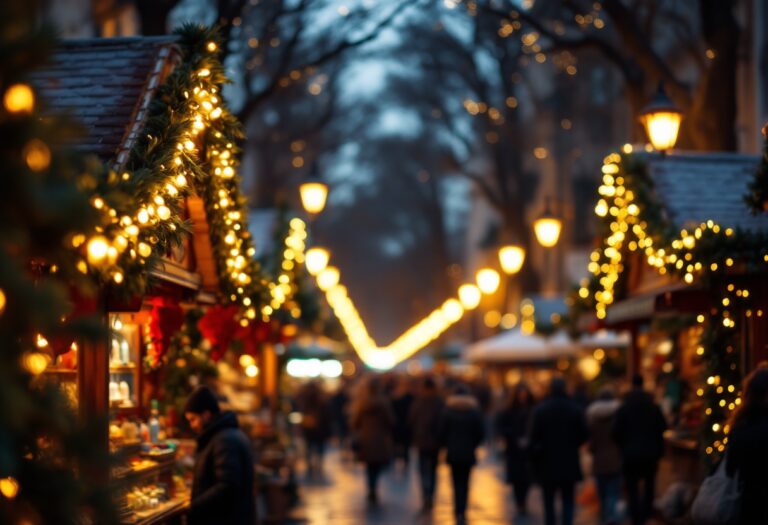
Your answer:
[529,377,588,525]
[350,376,395,504]
[439,384,485,524]
[587,386,622,525]
[726,365,768,525]
[409,376,445,511]
[391,375,415,467]
[184,386,255,525]
[495,382,535,516]
[612,375,667,525]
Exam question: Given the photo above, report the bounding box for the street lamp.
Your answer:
[476,268,501,295]
[533,199,562,248]
[299,163,328,216]
[498,244,526,275]
[305,247,330,276]
[639,84,682,152]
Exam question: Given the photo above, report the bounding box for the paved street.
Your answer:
[288,447,600,525]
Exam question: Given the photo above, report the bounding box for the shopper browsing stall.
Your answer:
[185,386,256,525]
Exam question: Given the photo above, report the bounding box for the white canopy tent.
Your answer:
[464,329,579,364]
[577,329,631,349]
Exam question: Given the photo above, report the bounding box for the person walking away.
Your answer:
[529,377,588,525]
[612,375,667,525]
[439,384,485,524]
[391,375,414,468]
[295,381,332,478]
[184,386,255,525]
[350,377,395,505]
[726,365,768,524]
[495,382,535,516]
[587,386,622,525]
[330,380,351,453]
[409,376,445,512]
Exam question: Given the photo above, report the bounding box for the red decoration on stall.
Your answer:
[147,297,184,365]
[197,305,239,361]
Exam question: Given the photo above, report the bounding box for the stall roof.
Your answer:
[465,329,577,364]
[647,152,768,232]
[29,36,180,166]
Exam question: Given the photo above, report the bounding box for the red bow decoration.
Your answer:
[197,305,240,361]
[148,298,184,362]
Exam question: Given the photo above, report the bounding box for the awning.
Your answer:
[605,283,703,325]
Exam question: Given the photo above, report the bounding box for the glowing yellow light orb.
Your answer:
[3,84,34,113]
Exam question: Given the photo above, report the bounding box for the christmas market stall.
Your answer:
[573,148,768,499]
[26,27,308,523]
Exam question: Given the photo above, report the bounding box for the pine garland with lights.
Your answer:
[0,3,117,522]
[574,149,768,462]
[745,125,768,213]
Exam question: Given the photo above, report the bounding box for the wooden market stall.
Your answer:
[581,150,768,500]
[31,36,225,524]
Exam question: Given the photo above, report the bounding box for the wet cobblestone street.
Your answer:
[287,447,602,525]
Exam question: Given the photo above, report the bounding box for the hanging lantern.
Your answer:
[534,199,562,248]
[476,268,501,294]
[299,163,328,215]
[639,84,682,152]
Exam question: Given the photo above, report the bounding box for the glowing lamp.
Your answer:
[498,244,525,274]
[458,284,481,310]
[534,200,562,248]
[305,247,330,275]
[299,164,328,215]
[639,84,682,152]
[317,266,340,291]
[476,268,501,294]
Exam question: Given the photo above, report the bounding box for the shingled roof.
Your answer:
[647,152,768,232]
[29,36,180,166]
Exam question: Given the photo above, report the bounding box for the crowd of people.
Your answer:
[290,366,768,525]
[177,365,768,525]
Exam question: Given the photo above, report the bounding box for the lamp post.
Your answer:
[639,84,682,153]
[475,268,501,295]
[299,162,329,217]
[498,244,525,325]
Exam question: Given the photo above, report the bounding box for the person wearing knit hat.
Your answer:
[184,386,255,525]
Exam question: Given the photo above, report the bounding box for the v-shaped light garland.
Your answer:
[311,262,489,370]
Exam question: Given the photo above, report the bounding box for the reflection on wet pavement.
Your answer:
[287,447,598,525]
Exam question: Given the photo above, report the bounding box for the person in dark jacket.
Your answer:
[295,380,332,477]
[439,384,485,524]
[612,375,667,525]
[391,375,414,467]
[350,376,395,505]
[529,377,588,525]
[726,365,768,525]
[184,386,255,525]
[495,382,535,516]
[409,376,445,512]
[587,386,622,525]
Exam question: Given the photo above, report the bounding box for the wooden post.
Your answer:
[78,295,110,481]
